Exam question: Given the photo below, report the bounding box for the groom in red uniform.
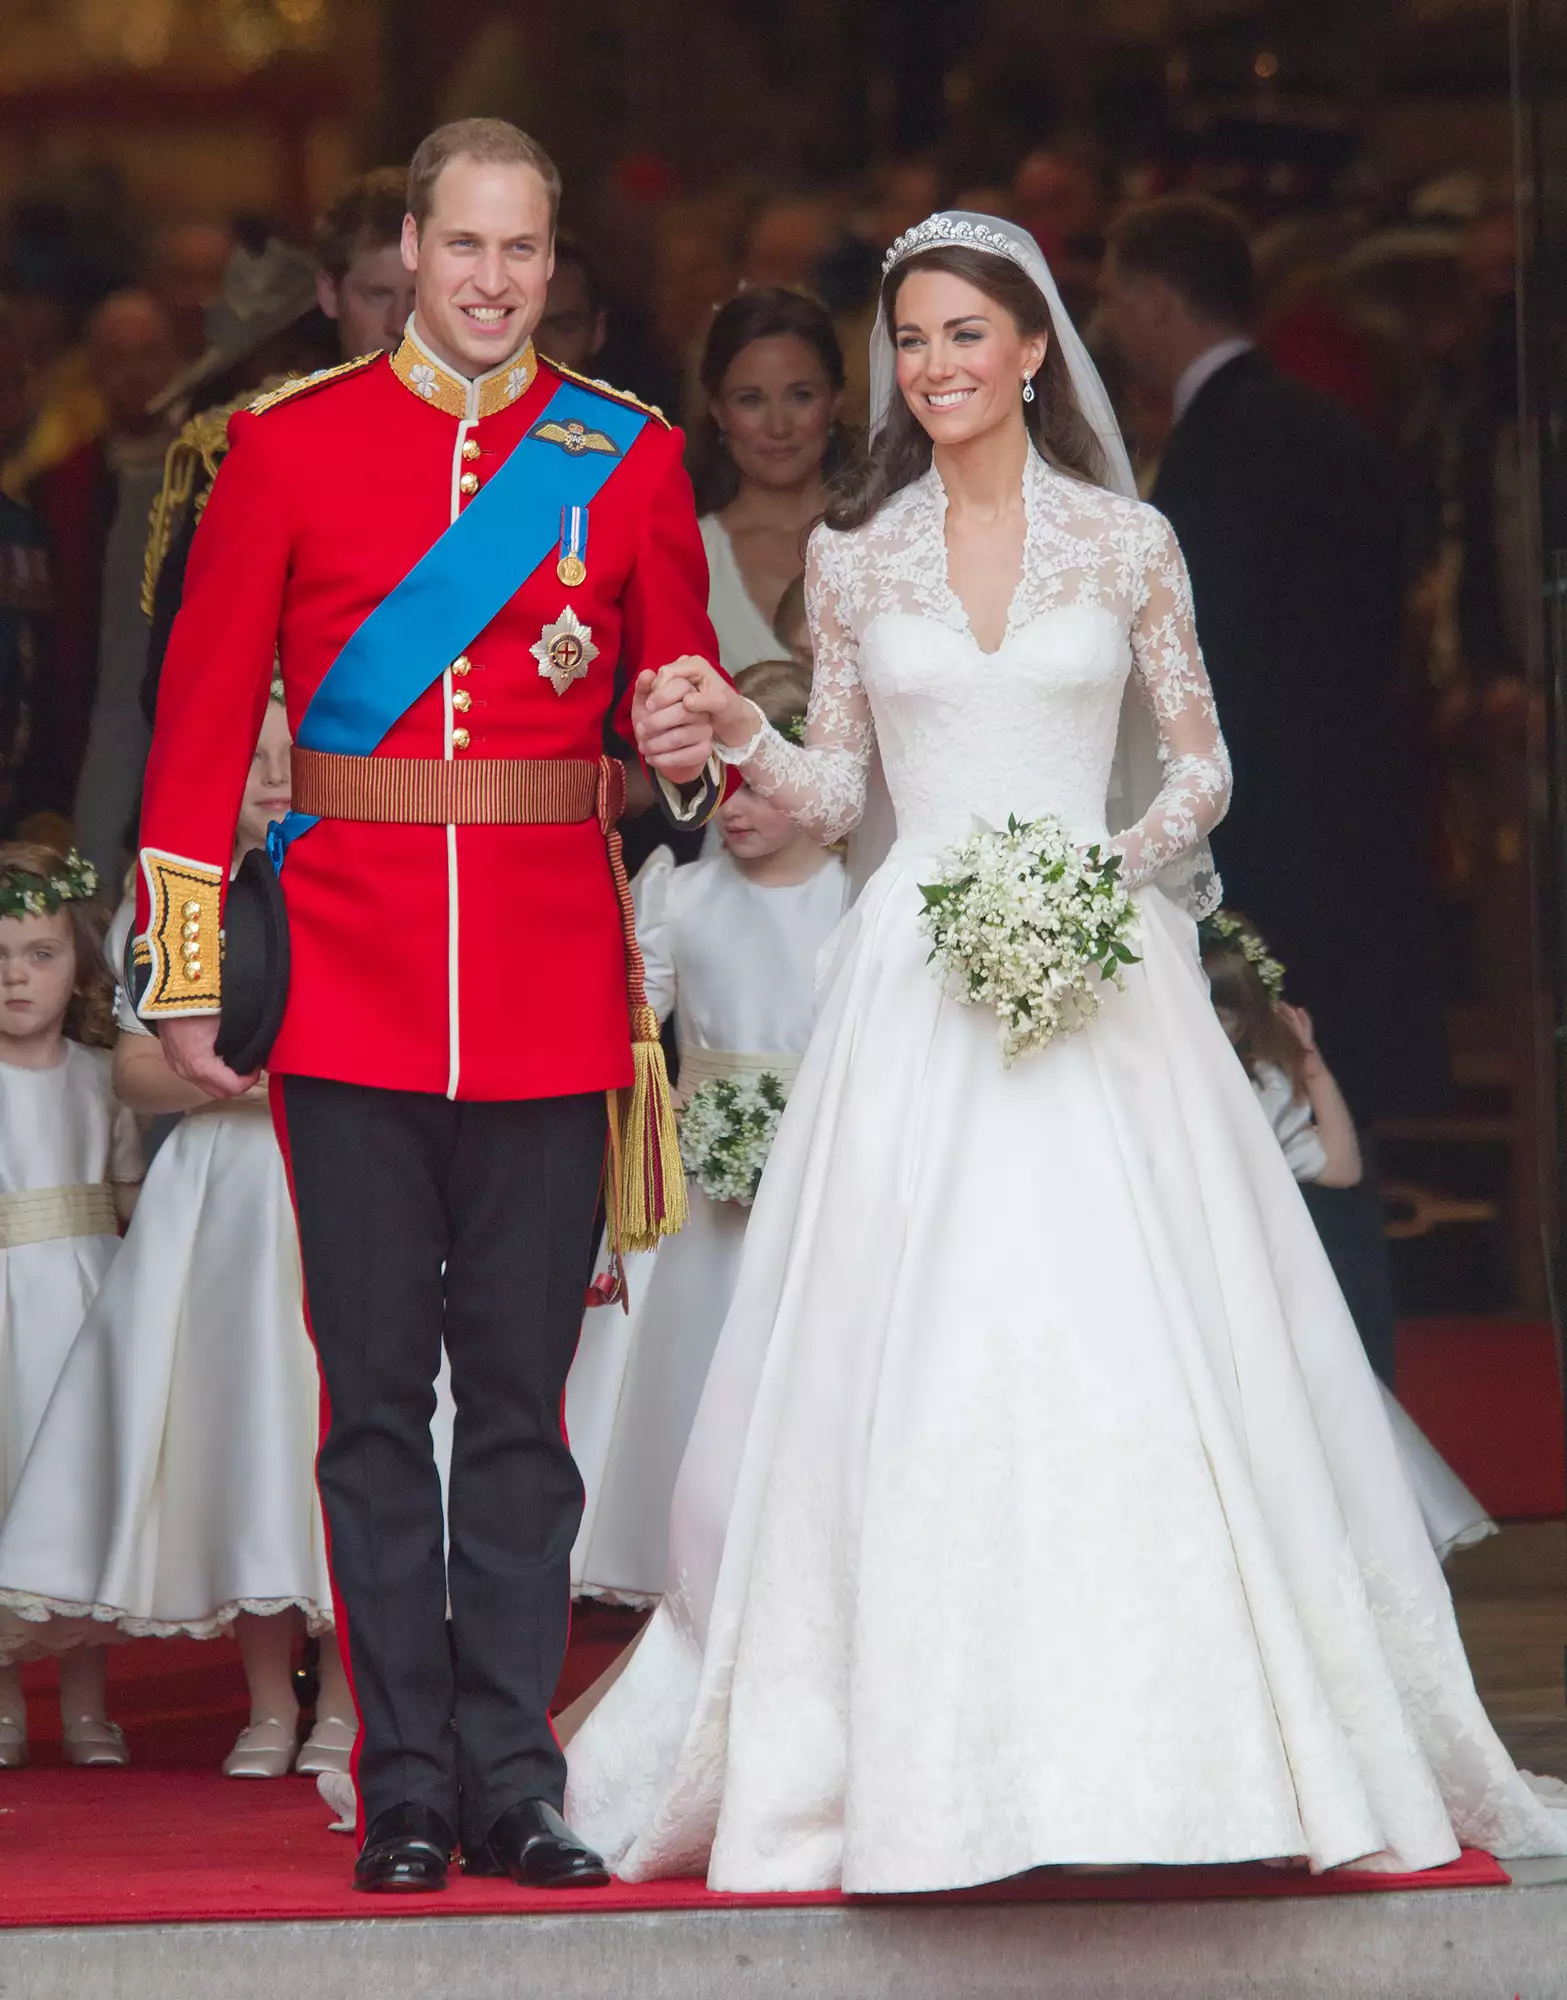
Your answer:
[134,120,722,1891]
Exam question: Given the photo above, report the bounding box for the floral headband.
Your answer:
[0,848,100,922]
[1198,910,1286,1002]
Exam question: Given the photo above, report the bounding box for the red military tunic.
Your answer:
[136,329,720,1100]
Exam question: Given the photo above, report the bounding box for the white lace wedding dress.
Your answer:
[565,453,1567,1893]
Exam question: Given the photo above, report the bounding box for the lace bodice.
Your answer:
[736,456,1230,889]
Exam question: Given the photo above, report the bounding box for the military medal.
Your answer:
[557,506,588,588]
[532,607,599,695]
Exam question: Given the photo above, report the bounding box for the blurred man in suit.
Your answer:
[1100,195,1446,1121]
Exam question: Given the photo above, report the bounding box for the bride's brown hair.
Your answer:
[826,246,1107,534]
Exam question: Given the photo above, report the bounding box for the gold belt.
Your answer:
[291,748,617,827]
[0,1183,119,1250]
[675,1048,801,1108]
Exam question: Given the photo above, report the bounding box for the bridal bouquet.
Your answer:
[678,1072,791,1207]
[918,815,1140,1066]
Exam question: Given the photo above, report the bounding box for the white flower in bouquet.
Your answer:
[678,1072,791,1207]
[917,815,1140,1066]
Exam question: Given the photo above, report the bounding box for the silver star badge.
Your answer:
[532,606,599,695]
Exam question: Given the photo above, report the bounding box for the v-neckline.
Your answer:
[929,459,1035,658]
[708,515,782,649]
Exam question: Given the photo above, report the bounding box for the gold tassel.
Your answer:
[614,1004,688,1252]
[598,758,690,1263]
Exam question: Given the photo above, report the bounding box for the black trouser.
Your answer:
[276,1076,606,1846]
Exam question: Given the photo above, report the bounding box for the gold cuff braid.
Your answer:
[137,849,223,1017]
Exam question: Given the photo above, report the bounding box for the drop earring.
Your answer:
[1021,375,1036,404]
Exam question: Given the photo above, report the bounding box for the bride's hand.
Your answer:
[677,659,765,750]
[632,658,720,782]
[636,659,759,760]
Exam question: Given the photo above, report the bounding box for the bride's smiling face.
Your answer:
[893,268,1047,446]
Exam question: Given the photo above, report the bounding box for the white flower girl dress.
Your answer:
[567,841,850,1603]
[0,1042,139,1503]
[0,905,333,1659]
[564,451,1567,1892]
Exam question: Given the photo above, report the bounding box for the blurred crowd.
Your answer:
[0,138,1533,1091]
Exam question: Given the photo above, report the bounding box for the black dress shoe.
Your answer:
[463,1800,610,1888]
[353,1803,454,1893]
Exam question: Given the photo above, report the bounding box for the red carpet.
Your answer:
[1396,1318,1565,1520]
[3,1617,1509,1926]
[7,1343,1547,1932]
[0,1770,1507,1926]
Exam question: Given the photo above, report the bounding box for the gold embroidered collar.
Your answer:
[390,321,539,420]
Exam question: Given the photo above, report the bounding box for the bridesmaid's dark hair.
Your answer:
[827,246,1107,533]
[689,287,850,515]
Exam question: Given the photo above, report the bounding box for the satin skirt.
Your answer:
[565,855,1567,1892]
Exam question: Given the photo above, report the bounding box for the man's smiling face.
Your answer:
[401,155,554,378]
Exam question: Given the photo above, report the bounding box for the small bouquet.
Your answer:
[678,1072,791,1206]
[918,815,1140,1066]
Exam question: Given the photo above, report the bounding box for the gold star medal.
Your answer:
[532,607,599,695]
[557,504,588,587]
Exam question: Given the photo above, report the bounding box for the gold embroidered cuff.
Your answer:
[137,848,223,1018]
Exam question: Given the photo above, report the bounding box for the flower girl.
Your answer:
[565,659,851,1604]
[1201,916,1497,1564]
[0,844,141,1768]
[0,693,356,1778]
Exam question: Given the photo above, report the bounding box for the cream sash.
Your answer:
[0,1183,119,1250]
[674,1047,802,1109]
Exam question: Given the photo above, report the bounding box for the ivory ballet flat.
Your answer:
[61,1718,129,1768]
[223,1718,297,1779]
[0,1718,28,1770]
[293,1714,356,1777]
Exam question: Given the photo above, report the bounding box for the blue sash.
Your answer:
[270,378,648,867]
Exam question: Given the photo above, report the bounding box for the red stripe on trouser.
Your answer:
[269,1076,367,1846]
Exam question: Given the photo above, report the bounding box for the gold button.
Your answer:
[452,656,471,677]
[181,939,200,960]
[461,438,481,461]
[452,689,472,713]
[183,961,202,981]
[182,900,202,920]
[182,920,200,941]
[459,471,479,496]
[452,726,471,750]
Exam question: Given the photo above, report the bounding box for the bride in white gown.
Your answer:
[566,213,1567,1894]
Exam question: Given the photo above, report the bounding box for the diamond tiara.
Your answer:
[881,213,1029,278]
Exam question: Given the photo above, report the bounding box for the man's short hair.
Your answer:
[407,119,562,235]
[1109,195,1254,327]
[551,231,605,316]
[313,168,408,283]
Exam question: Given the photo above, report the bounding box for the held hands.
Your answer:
[158,1014,260,1101]
[632,658,757,781]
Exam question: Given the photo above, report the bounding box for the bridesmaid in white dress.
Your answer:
[1201,927,1497,1566]
[568,660,850,1604]
[570,214,1567,1892]
[691,289,846,674]
[0,844,141,1767]
[0,697,356,1780]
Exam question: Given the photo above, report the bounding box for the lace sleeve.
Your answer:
[730,528,875,843]
[1108,509,1232,890]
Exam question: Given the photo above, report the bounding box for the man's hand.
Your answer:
[158,1014,260,1101]
[633,657,763,782]
[632,657,720,784]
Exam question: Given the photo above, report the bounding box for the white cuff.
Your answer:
[656,752,724,824]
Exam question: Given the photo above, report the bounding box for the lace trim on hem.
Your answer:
[0,1587,334,1642]
[574,1584,660,1611]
